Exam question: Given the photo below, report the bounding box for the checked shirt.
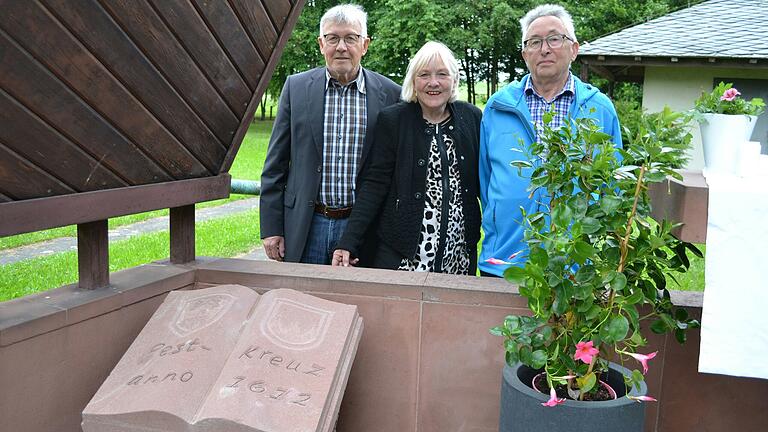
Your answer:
[524,73,575,143]
[320,69,368,208]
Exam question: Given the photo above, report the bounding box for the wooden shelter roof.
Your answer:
[0,0,304,236]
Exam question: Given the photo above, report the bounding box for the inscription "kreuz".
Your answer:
[238,346,325,377]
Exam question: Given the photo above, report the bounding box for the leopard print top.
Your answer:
[398,116,470,274]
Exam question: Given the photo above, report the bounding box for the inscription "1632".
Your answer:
[227,376,312,407]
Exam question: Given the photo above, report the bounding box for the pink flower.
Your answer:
[541,387,566,407]
[721,88,741,101]
[625,351,657,374]
[573,341,599,364]
[628,395,658,403]
[485,257,511,265]
[508,251,521,260]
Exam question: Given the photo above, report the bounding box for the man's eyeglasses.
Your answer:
[323,34,362,46]
[523,34,573,51]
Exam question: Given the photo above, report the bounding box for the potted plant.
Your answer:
[490,107,701,432]
[693,82,765,174]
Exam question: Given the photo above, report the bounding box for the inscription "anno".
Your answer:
[238,346,325,377]
[127,371,193,386]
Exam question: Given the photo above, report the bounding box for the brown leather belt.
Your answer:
[314,203,352,219]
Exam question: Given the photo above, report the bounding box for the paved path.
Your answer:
[0,198,269,265]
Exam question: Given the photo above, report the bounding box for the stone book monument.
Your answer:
[82,285,363,432]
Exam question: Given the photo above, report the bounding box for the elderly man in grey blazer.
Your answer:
[260,4,401,264]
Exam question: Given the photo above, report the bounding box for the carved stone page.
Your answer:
[82,284,257,431]
[196,288,363,432]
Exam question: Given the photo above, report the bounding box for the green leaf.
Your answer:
[600,315,629,343]
[650,319,670,334]
[529,246,549,268]
[578,372,597,394]
[575,265,596,283]
[625,289,644,305]
[504,266,527,284]
[568,196,588,218]
[574,283,593,301]
[674,328,687,344]
[489,326,504,336]
[600,195,622,214]
[505,350,519,366]
[530,350,548,369]
[577,297,594,313]
[610,273,628,291]
[552,204,573,228]
[552,285,569,315]
[585,305,601,321]
[572,241,596,264]
[580,217,601,234]
[504,315,521,333]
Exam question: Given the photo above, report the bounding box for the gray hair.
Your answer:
[319,4,368,37]
[401,41,460,103]
[519,4,577,50]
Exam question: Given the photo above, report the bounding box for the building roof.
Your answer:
[580,0,768,59]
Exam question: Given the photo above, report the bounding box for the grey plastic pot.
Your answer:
[499,362,647,432]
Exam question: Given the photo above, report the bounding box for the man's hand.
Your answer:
[263,236,285,261]
[332,249,359,267]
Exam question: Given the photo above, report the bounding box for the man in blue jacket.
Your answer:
[478,4,622,276]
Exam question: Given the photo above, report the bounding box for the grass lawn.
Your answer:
[0,209,261,302]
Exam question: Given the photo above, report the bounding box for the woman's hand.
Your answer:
[332,249,359,267]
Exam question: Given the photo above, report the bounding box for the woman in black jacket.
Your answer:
[332,41,482,275]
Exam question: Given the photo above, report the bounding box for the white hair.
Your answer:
[519,4,577,50]
[401,41,460,103]
[319,4,368,37]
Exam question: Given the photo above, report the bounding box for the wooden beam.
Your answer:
[0,174,230,237]
[580,55,765,69]
[219,0,306,173]
[77,220,109,289]
[170,205,195,264]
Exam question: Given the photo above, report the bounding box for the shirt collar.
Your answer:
[325,67,367,94]
[525,72,574,101]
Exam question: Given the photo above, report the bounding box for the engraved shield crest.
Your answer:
[261,298,332,350]
[171,293,234,337]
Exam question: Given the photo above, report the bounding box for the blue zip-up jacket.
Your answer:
[478,74,622,276]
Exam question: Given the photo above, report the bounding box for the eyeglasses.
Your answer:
[523,34,573,51]
[323,34,362,46]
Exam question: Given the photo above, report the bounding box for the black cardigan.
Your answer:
[336,101,482,272]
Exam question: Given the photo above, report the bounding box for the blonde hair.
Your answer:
[401,41,460,103]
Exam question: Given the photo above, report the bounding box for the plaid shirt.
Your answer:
[320,69,368,208]
[525,73,575,142]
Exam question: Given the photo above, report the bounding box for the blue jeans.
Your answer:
[300,212,349,264]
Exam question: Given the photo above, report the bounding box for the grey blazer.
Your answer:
[260,67,401,262]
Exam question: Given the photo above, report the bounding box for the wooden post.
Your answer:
[77,220,109,289]
[170,205,195,263]
[580,63,589,82]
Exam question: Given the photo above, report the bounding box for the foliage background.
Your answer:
[268,0,702,104]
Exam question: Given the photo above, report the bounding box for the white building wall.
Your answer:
[642,66,768,170]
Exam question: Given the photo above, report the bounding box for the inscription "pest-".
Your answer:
[147,338,212,359]
[238,345,325,377]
